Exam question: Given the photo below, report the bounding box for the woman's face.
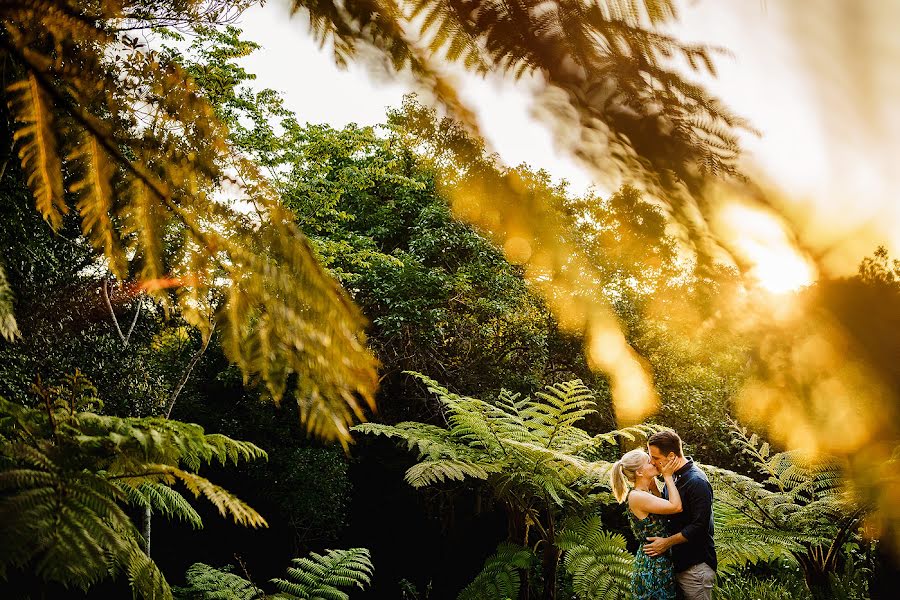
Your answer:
[638,455,659,478]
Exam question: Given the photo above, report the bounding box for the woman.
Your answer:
[610,449,682,600]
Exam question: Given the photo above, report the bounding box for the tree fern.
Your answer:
[0,373,268,598]
[456,543,533,600]
[270,548,373,600]
[707,421,869,597]
[353,372,661,599]
[1,0,378,445]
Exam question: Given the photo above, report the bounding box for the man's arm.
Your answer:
[644,478,712,556]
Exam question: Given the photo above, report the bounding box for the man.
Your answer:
[643,430,716,600]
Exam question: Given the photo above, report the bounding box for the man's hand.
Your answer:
[643,536,670,557]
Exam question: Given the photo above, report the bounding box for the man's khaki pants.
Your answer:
[675,563,715,600]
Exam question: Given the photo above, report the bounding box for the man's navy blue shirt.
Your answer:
[662,457,717,573]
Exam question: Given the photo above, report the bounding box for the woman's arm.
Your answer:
[630,481,682,515]
[629,458,683,516]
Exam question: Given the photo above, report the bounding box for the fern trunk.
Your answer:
[540,542,560,600]
[540,514,559,600]
[142,506,151,555]
[508,509,531,600]
[796,552,834,600]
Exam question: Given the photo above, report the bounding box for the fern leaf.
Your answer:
[271,548,373,600]
[0,260,19,341]
[68,133,123,277]
[156,465,268,528]
[457,543,533,600]
[558,516,632,600]
[6,73,67,229]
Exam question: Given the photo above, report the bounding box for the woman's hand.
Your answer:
[660,456,678,478]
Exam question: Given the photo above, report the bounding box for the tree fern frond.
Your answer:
[457,543,533,600]
[0,260,19,341]
[127,481,203,529]
[68,132,123,276]
[557,516,632,600]
[0,378,268,598]
[174,562,264,600]
[152,465,267,528]
[404,457,497,488]
[6,73,67,229]
[271,548,373,600]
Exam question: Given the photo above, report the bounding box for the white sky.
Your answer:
[237,0,900,274]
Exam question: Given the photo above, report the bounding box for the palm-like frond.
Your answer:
[6,73,66,229]
[356,373,660,506]
[270,548,373,600]
[456,543,533,600]
[1,0,379,445]
[0,377,267,598]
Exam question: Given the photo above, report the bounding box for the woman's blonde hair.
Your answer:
[610,449,651,503]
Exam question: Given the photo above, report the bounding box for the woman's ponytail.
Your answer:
[610,460,628,503]
[610,448,650,503]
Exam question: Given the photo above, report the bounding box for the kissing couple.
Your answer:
[610,430,716,600]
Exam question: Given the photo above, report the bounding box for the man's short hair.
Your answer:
[648,430,683,457]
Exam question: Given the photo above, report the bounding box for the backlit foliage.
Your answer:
[707,421,868,596]
[0,372,267,598]
[0,0,377,444]
[354,372,660,499]
[291,0,760,426]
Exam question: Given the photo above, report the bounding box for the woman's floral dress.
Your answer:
[626,490,676,600]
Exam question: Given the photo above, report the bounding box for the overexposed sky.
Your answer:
[237,0,900,274]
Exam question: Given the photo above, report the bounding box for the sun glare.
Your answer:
[716,204,816,294]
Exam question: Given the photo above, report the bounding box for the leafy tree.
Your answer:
[355,372,659,599]
[0,372,267,598]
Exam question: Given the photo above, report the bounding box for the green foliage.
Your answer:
[252,446,351,549]
[707,422,869,596]
[173,563,265,600]
[354,372,661,597]
[174,548,373,600]
[0,260,16,341]
[270,548,373,600]
[0,372,267,598]
[716,576,810,600]
[1,0,378,445]
[354,372,660,503]
[556,515,632,600]
[456,543,534,600]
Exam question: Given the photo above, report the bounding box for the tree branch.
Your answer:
[164,326,213,419]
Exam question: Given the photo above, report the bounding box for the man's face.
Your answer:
[647,444,673,472]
